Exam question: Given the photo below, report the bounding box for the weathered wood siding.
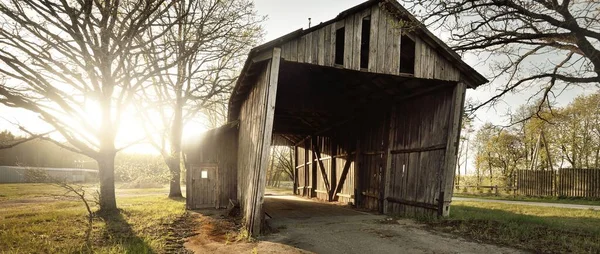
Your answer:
[237,49,280,235]
[291,83,465,217]
[279,5,460,81]
[385,86,455,217]
[185,125,238,209]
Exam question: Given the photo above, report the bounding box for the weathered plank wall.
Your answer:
[185,125,238,209]
[279,5,460,81]
[237,49,280,235]
[314,136,334,201]
[385,86,455,217]
[290,84,465,217]
[357,112,387,211]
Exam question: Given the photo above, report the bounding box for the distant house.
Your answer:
[0,166,98,183]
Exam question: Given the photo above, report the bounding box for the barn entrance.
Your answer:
[270,61,456,214]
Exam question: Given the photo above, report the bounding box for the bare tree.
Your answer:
[136,0,262,197]
[406,0,600,116]
[268,146,294,187]
[0,0,180,211]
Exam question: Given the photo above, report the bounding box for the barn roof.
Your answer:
[228,0,487,121]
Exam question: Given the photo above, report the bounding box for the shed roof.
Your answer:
[229,0,487,121]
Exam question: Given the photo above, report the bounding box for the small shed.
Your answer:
[185,0,487,235]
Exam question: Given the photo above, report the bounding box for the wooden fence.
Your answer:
[516,168,600,198]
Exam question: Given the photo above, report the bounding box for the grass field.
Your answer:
[0,184,187,253]
[423,201,600,253]
[454,192,600,206]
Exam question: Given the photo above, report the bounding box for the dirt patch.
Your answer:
[183,210,309,254]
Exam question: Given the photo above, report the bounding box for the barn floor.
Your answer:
[259,191,524,254]
[264,194,365,219]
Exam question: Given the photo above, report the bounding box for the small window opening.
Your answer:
[201,170,208,179]
[400,35,415,74]
[360,16,371,69]
[335,27,345,65]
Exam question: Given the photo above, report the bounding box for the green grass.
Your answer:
[424,201,600,253]
[0,184,186,253]
[454,192,600,206]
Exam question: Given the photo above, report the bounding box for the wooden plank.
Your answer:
[312,29,319,64]
[344,15,354,69]
[376,7,388,73]
[368,6,379,72]
[333,155,353,199]
[391,144,447,154]
[354,138,361,207]
[318,28,326,65]
[289,39,298,62]
[324,25,332,66]
[305,33,313,64]
[298,36,306,63]
[440,82,466,216]
[352,12,364,70]
[386,197,438,210]
[244,48,281,235]
[390,21,401,75]
[414,38,422,77]
[384,12,396,74]
[330,22,338,66]
[383,104,395,214]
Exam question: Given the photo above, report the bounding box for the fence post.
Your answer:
[495,185,498,196]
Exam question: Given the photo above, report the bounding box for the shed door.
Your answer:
[191,164,218,209]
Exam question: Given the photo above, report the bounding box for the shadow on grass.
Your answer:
[423,205,600,253]
[97,210,155,253]
[168,196,186,202]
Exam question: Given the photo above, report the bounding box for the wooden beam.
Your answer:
[390,144,446,154]
[248,47,281,235]
[312,138,332,200]
[383,104,395,214]
[385,197,438,211]
[333,155,353,201]
[440,82,466,217]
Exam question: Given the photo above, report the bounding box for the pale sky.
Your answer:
[1,0,598,171]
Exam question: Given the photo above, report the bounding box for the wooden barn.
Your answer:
[184,0,487,235]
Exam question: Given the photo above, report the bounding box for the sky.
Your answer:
[1,0,598,172]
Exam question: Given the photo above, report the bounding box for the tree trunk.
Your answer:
[97,152,117,212]
[168,156,183,198]
[168,99,184,198]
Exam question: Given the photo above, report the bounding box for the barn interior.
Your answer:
[227,58,458,219]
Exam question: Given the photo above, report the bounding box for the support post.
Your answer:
[383,104,395,214]
[247,47,281,235]
[440,81,466,217]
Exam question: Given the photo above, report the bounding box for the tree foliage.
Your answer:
[473,92,600,186]
[136,0,262,197]
[406,0,600,114]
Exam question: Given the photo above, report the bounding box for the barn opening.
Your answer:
[185,0,487,236]
[360,16,371,69]
[335,27,345,65]
[400,35,415,74]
